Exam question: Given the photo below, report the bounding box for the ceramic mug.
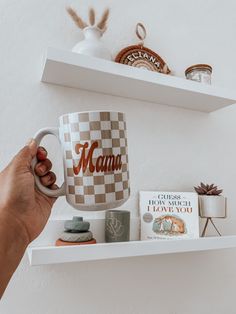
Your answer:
[32,111,130,211]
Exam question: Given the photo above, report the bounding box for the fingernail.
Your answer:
[27,138,36,149]
[38,148,46,156]
[39,146,46,152]
[39,164,47,173]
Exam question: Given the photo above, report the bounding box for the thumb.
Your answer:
[13,139,37,170]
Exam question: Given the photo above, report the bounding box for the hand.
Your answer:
[0,139,57,244]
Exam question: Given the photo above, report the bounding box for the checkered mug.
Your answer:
[32,111,130,211]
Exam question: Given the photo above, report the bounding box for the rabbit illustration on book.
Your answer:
[152,215,186,236]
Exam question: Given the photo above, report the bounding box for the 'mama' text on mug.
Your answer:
[73,141,122,175]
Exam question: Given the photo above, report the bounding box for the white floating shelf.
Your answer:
[28,219,236,266]
[28,235,236,266]
[41,48,236,112]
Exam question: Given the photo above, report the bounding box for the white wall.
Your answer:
[1,0,236,313]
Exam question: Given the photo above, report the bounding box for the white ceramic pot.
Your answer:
[199,195,226,218]
[72,26,112,60]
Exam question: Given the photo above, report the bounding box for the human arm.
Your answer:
[0,139,57,297]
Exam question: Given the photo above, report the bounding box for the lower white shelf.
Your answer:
[27,235,236,266]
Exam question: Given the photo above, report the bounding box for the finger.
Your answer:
[34,159,52,177]
[50,184,59,190]
[12,139,37,170]
[40,171,56,187]
[37,147,48,161]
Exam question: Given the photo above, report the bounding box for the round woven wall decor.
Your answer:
[115,45,170,73]
[115,23,170,74]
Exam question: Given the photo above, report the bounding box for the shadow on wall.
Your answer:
[0,250,232,314]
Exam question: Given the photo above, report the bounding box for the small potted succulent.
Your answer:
[194,183,226,218]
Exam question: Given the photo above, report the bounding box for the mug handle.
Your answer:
[32,127,66,198]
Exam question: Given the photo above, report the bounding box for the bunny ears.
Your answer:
[67,7,110,33]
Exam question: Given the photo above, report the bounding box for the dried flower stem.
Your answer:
[89,8,95,26]
[66,7,88,29]
[97,8,109,31]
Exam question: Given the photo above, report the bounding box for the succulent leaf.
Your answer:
[194,183,223,195]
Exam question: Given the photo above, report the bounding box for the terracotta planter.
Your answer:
[199,195,227,218]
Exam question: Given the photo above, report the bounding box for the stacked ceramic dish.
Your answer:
[56,217,96,246]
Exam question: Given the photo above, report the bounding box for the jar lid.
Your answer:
[185,64,212,75]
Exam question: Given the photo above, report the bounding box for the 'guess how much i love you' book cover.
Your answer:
[140,191,199,240]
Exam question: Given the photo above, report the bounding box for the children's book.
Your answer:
[140,191,199,240]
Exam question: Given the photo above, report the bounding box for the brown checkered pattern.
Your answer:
[59,111,130,207]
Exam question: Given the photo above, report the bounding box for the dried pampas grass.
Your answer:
[66,6,110,34]
[89,8,95,26]
[66,7,87,29]
[97,8,109,31]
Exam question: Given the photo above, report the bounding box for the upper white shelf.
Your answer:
[41,48,236,112]
[28,235,236,266]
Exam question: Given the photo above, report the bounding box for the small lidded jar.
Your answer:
[185,64,212,85]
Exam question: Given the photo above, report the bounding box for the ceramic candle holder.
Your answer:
[105,210,130,242]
